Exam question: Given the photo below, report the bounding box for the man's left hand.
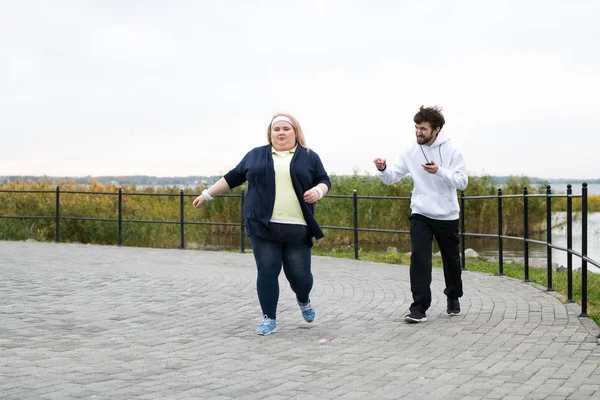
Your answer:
[422,161,439,174]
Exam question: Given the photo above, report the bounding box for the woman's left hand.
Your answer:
[303,188,320,203]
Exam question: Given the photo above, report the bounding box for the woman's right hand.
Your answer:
[193,195,205,208]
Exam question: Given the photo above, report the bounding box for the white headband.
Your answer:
[271,116,293,128]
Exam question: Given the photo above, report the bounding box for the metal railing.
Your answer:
[0,183,598,318]
[459,184,597,317]
[0,188,246,252]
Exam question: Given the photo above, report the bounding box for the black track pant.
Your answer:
[409,213,463,313]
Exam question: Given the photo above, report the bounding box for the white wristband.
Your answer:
[313,186,323,200]
[202,189,213,201]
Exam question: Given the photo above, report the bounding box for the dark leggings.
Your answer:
[250,223,313,320]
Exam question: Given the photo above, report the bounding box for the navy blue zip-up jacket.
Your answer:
[223,144,331,241]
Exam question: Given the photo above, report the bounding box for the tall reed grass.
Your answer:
[0,176,597,249]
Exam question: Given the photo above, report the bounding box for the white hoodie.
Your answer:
[378,131,468,220]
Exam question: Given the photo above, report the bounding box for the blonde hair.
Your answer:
[267,113,307,148]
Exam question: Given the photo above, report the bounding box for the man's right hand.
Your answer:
[373,158,387,171]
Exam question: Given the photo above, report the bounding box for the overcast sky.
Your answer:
[1,0,599,180]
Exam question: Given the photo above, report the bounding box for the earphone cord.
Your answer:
[420,144,443,166]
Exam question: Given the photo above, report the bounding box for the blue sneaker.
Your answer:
[256,316,277,335]
[298,299,315,323]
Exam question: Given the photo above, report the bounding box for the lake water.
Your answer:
[465,212,600,274]
[549,182,600,195]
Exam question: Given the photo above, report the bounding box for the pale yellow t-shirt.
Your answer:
[270,146,306,225]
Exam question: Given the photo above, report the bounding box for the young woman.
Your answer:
[193,113,331,335]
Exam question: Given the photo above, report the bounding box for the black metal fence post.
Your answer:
[240,190,245,253]
[523,187,530,282]
[581,183,588,317]
[497,188,504,276]
[460,190,466,270]
[353,190,359,260]
[179,190,185,249]
[545,185,555,290]
[566,184,573,302]
[118,188,123,246]
[55,186,60,243]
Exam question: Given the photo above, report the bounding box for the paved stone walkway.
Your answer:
[1,241,599,400]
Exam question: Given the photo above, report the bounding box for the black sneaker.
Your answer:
[404,309,427,323]
[447,298,461,316]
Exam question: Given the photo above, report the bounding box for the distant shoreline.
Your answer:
[2,174,599,186]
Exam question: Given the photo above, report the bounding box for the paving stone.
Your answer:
[1,241,599,399]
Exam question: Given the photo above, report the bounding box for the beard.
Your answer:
[416,134,434,144]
